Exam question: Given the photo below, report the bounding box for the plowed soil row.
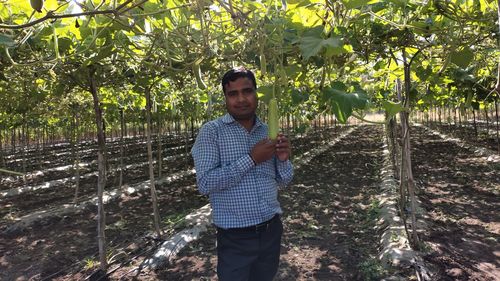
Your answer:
[411,125,500,281]
[425,122,499,153]
[130,125,386,280]
[0,126,350,280]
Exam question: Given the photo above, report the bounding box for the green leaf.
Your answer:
[199,92,208,103]
[323,37,345,57]
[382,100,405,118]
[331,100,349,123]
[291,89,309,105]
[322,82,368,123]
[299,35,344,60]
[450,48,474,68]
[299,31,347,60]
[57,37,73,54]
[0,34,15,47]
[415,65,432,81]
[90,45,114,63]
[388,0,409,6]
[299,36,324,60]
[341,0,367,9]
[257,85,274,104]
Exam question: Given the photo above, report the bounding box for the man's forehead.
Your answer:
[226,77,254,88]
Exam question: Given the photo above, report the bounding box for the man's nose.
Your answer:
[236,92,246,101]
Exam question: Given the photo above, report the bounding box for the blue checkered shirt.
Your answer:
[191,113,294,229]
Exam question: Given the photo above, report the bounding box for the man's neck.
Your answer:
[234,115,255,132]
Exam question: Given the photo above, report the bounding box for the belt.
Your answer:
[218,214,280,233]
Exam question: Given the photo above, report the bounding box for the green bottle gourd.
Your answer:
[268,98,279,140]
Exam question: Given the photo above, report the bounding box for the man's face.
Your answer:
[224,77,258,121]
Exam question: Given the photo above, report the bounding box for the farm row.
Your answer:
[1,122,498,280]
[156,124,499,281]
[0,124,352,280]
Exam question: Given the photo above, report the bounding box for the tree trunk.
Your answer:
[11,128,15,153]
[35,127,41,169]
[51,126,55,145]
[119,108,125,188]
[0,130,4,168]
[72,108,81,203]
[185,122,190,166]
[191,117,195,139]
[453,107,457,125]
[124,114,128,137]
[496,101,499,154]
[22,117,27,174]
[387,115,399,180]
[146,86,162,238]
[484,105,490,135]
[472,109,478,139]
[458,106,462,127]
[400,56,420,248]
[157,112,163,178]
[42,125,46,150]
[89,66,108,271]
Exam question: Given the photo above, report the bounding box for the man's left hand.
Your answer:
[275,133,291,161]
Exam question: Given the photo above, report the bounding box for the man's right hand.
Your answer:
[250,139,276,164]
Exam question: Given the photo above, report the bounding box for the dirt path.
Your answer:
[4,123,497,280]
[149,125,386,280]
[411,125,500,281]
[0,126,351,280]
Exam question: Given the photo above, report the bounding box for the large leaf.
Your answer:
[322,82,368,123]
[299,36,324,61]
[88,45,114,64]
[382,100,405,118]
[450,48,474,68]
[291,89,309,105]
[341,0,367,9]
[330,100,349,123]
[323,37,346,57]
[300,36,344,60]
[299,28,344,60]
[415,65,432,81]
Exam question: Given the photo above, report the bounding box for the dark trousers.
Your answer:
[216,215,283,281]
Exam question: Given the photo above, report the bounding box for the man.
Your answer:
[191,66,293,281]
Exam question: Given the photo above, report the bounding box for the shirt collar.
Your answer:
[222,113,263,129]
[221,113,235,124]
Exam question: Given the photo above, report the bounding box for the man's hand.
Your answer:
[250,139,276,164]
[275,133,291,161]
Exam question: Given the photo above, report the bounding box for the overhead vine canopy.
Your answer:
[0,0,498,130]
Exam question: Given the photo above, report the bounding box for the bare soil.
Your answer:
[427,122,499,153]
[1,124,498,281]
[132,125,387,281]
[411,125,500,281]
[0,126,350,280]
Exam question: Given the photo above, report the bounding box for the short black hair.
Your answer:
[221,67,257,94]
